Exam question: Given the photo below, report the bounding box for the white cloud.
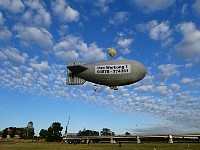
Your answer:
[149,22,172,40]
[185,63,193,68]
[142,75,154,85]
[117,38,133,48]
[14,25,53,49]
[180,78,194,84]
[155,85,168,96]
[132,0,175,12]
[82,43,106,61]
[92,0,113,14]
[181,4,188,15]
[134,85,153,92]
[169,83,180,91]
[24,0,43,9]
[176,92,200,102]
[0,0,24,13]
[158,64,180,82]
[53,35,107,61]
[0,27,12,41]
[121,48,131,55]
[51,0,79,22]
[175,22,200,58]
[137,20,172,46]
[109,12,129,25]
[4,47,28,64]
[161,37,174,47]
[137,20,157,31]
[158,64,179,76]
[0,12,10,40]
[23,0,51,27]
[0,51,7,61]
[0,12,5,26]
[55,50,79,61]
[29,61,50,73]
[192,0,200,16]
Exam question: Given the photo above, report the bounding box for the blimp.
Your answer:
[66,59,147,90]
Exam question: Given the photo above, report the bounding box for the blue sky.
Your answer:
[0,0,200,136]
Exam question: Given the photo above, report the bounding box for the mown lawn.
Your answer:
[0,142,200,150]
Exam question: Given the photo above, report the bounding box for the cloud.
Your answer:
[53,35,107,61]
[181,4,188,16]
[134,85,153,92]
[180,78,194,85]
[0,12,5,25]
[158,64,180,83]
[92,0,113,14]
[3,47,28,64]
[117,38,133,48]
[55,50,79,61]
[176,92,200,103]
[149,22,172,40]
[0,27,12,41]
[192,0,200,16]
[137,20,157,31]
[0,0,24,13]
[175,22,200,58]
[155,85,168,96]
[0,51,7,61]
[158,64,179,76]
[132,0,175,12]
[14,25,53,49]
[185,63,193,68]
[121,48,131,55]
[133,124,183,135]
[51,0,79,22]
[0,13,12,41]
[142,75,154,85]
[137,20,172,46]
[169,83,180,91]
[29,61,50,73]
[23,0,51,27]
[109,12,129,25]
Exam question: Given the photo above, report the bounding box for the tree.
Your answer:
[46,122,63,142]
[39,129,48,139]
[77,129,99,136]
[100,128,114,136]
[2,128,8,138]
[125,132,131,136]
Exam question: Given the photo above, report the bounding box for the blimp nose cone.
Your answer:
[137,63,147,80]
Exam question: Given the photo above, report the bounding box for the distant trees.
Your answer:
[40,122,63,142]
[125,132,131,136]
[2,128,8,138]
[100,128,115,136]
[39,129,48,139]
[77,129,99,136]
[1,126,34,139]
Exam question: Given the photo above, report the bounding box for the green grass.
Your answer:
[0,142,200,150]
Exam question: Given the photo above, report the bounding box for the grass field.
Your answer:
[0,142,200,150]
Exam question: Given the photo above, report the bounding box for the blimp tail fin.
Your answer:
[66,62,87,85]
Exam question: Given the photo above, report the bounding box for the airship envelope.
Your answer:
[66,59,146,90]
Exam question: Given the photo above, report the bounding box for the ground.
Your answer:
[0,142,200,150]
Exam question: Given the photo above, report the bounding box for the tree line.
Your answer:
[39,122,117,142]
[1,127,34,139]
[1,122,131,142]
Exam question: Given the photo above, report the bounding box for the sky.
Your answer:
[0,0,200,136]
